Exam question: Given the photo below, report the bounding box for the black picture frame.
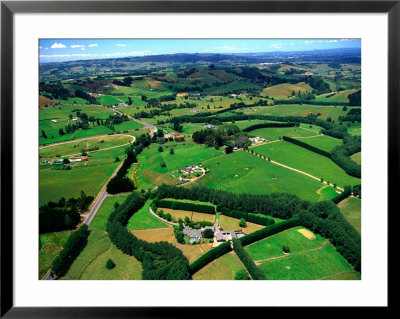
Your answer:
[1,0,396,317]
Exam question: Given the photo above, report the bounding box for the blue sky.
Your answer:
[39,39,361,63]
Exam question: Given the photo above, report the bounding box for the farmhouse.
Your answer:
[203,124,216,129]
[249,136,265,145]
[183,227,202,240]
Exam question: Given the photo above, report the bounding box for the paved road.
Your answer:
[113,109,157,137]
[43,160,124,280]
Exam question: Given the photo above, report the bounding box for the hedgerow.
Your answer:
[189,241,232,274]
[51,224,90,278]
[107,192,191,280]
[154,199,215,214]
[232,239,266,280]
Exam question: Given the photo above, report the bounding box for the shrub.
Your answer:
[106,258,116,269]
[282,246,290,253]
[234,269,250,280]
[203,228,214,239]
[233,239,266,280]
[239,218,247,228]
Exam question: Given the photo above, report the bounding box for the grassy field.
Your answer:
[39,146,125,205]
[261,82,312,99]
[252,141,361,188]
[346,122,361,136]
[245,226,360,280]
[293,135,343,152]
[64,194,142,280]
[192,252,244,280]
[39,134,133,158]
[39,230,71,279]
[126,200,170,230]
[351,152,361,165]
[158,208,216,224]
[248,125,321,141]
[338,197,361,234]
[314,89,357,103]
[257,243,360,280]
[219,215,264,234]
[244,104,350,122]
[195,150,336,202]
[136,142,223,190]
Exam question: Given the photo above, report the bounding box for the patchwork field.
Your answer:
[192,252,245,280]
[195,150,336,202]
[252,141,361,188]
[314,89,358,103]
[338,197,361,234]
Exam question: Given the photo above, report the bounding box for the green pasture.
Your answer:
[126,200,169,230]
[39,230,71,279]
[39,134,133,158]
[314,89,357,103]
[346,122,361,136]
[245,226,325,260]
[350,152,361,165]
[195,150,336,202]
[136,142,223,190]
[244,104,349,122]
[293,135,343,152]
[338,197,361,234]
[98,95,123,106]
[39,147,126,205]
[257,242,360,280]
[64,195,142,280]
[252,141,361,188]
[248,125,320,141]
[192,252,244,280]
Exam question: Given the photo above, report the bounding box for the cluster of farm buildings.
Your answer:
[183,219,245,244]
[164,132,185,140]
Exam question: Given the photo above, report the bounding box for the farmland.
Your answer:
[39,42,362,282]
[252,141,361,188]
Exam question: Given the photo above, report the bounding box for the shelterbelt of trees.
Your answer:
[39,191,94,234]
[107,192,191,279]
[156,185,361,273]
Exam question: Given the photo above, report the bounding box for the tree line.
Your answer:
[156,184,310,220]
[298,201,361,271]
[39,191,93,234]
[51,224,90,278]
[107,192,191,279]
[232,238,266,280]
[220,207,275,227]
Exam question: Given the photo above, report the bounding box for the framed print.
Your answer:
[1,0,396,316]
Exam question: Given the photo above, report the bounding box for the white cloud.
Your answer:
[290,43,295,46]
[270,43,282,49]
[88,43,98,47]
[39,46,43,49]
[116,43,127,47]
[40,50,151,60]
[304,40,314,45]
[81,48,85,51]
[70,44,85,49]
[51,42,67,49]
[325,39,338,43]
